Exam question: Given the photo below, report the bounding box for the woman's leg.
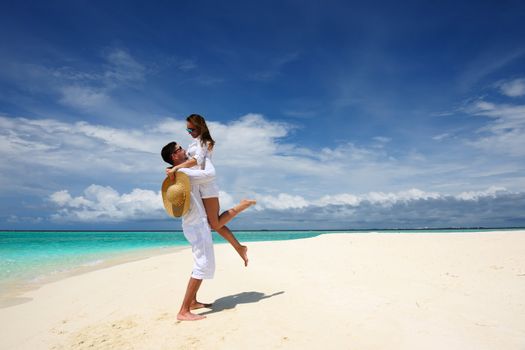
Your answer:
[217,225,248,267]
[202,197,249,266]
[202,197,257,230]
[217,199,257,228]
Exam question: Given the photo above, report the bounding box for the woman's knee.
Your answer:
[208,218,222,231]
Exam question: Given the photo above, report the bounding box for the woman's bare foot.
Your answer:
[190,301,213,310]
[237,245,249,267]
[177,311,206,321]
[232,199,257,215]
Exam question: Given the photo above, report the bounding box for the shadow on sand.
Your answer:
[199,291,285,316]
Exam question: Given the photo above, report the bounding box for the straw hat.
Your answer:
[161,172,191,217]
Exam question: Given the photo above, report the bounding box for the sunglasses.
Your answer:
[172,146,183,154]
[186,127,197,133]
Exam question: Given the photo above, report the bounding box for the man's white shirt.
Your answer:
[177,157,216,226]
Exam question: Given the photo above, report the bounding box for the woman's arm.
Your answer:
[166,157,197,179]
[177,156,216,180]
[168,157,197,174]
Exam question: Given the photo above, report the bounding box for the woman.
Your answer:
[166,114,256,266]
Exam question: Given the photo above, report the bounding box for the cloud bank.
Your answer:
[46,184,525,229]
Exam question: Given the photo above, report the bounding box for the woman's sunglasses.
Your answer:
[186,128,196,133]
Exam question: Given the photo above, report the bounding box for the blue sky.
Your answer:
[1,0,525,230]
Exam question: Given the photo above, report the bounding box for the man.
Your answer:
[161,141,216,321]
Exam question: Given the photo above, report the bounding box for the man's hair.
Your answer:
[161,141,177,165]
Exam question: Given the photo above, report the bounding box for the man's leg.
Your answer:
[177,277,206,321]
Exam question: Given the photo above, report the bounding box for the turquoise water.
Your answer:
[0,230,323,288]
[0,228,522,291]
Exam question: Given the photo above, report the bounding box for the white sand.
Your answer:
[1,231,524,349]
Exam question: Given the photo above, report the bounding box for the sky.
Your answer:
[1,0,525,230]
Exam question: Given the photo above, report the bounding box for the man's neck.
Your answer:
[173,157,189,167]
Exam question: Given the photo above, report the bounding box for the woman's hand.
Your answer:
[166,167,178,180]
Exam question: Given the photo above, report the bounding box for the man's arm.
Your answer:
[176,156,216,180]
[169,141,208,174]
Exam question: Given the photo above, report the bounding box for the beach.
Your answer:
[1,231,524,349]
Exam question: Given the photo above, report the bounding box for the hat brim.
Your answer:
[161,173,191,217]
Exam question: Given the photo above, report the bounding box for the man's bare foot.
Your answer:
[177,311,206,321]
[190,301,213,310]
[237,245,249,267]
[232,199,257,215]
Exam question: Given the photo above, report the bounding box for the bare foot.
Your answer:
[232,199,257,215]
[177,311,206,321]
[190,301,213,310]
[237,245,249,267]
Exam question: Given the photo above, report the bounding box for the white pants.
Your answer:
[182,220,215,279]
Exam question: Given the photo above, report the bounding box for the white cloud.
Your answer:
[51,66,102,81]
[47,185,246,223]
[49,190,73,206]
[0,48,148,111]
[458,49,525,92]
[456,186,506,201]
[432,133,450,141]
[466,99,525,156]
[59,85,109,109]
[257,188,442,211]
[176,59,197,71]
[256,193,310,210]
[0,116,169,176]
[49,185,163,222]
[46,184,518,225]
[498,78,525,97]
[211,113,292,167]
[218,191,235,211]
[56,48,146,110]
[373,136,391,143]
[364,188,441,206]
[316,193,361,207]
[74,121,160,153]
[320,142,381,162]
[104,48,146,84]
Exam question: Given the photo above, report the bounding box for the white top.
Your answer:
[186,137,213,169]
[177,157,216,227]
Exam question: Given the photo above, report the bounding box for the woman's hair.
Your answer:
[186,114,215,150]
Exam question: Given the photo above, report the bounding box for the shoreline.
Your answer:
[0,245,187,308]
[2,227,524,232]
[1,228,523,308]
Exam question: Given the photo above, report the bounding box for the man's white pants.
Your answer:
[182,221,215,279]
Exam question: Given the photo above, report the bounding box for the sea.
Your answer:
[0,228,522,304]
